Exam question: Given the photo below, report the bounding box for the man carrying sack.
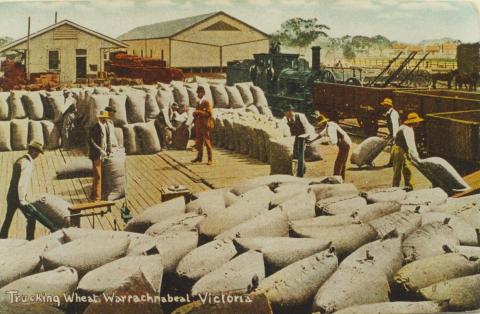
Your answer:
[0,141,57,240]
[88,108,116,201]
[392,112,423,189]
[380,97,400,167]
[192,86,214,165]
[309,112,352,181]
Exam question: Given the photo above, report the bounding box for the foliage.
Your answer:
[273,17,329,51]
[342,43,356,60]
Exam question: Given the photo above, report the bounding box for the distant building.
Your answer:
[425,45,441,54]
[406,45,423,53]
[441,43,458,55]
[118,11,270,71]
[0,20,127,83]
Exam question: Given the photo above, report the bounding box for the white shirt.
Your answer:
[396,124,419,160]
[18,154,34,203]
[282,113,316,139]
[320,121,352,146]
[386,108,400,138]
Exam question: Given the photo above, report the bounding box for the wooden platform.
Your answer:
[0,139,433,239]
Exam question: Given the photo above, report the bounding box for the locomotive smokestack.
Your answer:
[311,46,321,72]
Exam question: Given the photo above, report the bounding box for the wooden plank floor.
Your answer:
[0,138,432,239]
[0,148,212,239]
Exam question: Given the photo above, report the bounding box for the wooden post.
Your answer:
[219,46,222,71]
[27,16,31,82]
[55,11,57,24]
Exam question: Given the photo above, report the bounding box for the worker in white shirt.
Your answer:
[282,104,316,159]
[381,97,400,167]
[0,141,57,240]
[309,112,352,180]
[392,112,423,189]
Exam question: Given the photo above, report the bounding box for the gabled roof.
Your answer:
[0,19,128,53]
[117,11,269,41]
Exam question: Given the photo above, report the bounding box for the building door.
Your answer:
[76,56,86,79]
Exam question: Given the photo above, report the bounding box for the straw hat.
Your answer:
[404,112,424,125]
[28,141,44,154]
[380,98,393,107]
[97,110,110,118]
[311,111,329,126]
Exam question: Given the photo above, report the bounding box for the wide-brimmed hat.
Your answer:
[404,112,424,125]
[105,106,117,113]
[97,110,110,118]
[311,111,329,125]
[380,98,393,107]
[28,141,44,154]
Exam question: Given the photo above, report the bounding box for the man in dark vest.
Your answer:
[0,141,57,240]
[282,104,315,159]
[392,112,423,189]
[88,109,116,201]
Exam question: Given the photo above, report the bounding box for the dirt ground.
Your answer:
[167,137,432,193]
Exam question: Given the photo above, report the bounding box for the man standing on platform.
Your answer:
[88,108,116,201]
[0,141,57,240]
[282,104,316,158]
[192,86,214,165]
[392,112,423,189]
[381,97,400,167]
[309,112,352,181]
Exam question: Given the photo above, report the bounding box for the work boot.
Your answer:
[207,160,213,166]
[191,158,202,163]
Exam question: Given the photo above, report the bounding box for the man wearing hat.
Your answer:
[88,108,117,201]
[192,86,214,165]
[380,97,400,167]
[282,104,316,162]
[392,112,423,189]
[309,111,352,180]
[0,141,57,240]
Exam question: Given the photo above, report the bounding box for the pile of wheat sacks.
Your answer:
[2,175,480,313]
[0,90,74,151]
[212,109,293,171]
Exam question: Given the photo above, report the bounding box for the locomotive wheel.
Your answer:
[357,118,379,137]
[322,70,336,83]
[345,77,363,86]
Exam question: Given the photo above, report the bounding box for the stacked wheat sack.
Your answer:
[72,81,274,155]
[2,175,480,313]
[211,109,291,167]
[0,90,75,151]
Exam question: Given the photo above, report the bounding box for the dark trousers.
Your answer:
[1,195,58,240]
[334,141,350,180]
[195,130,213,161]
[0,198,36,240]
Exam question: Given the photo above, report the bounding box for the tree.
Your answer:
[273,17,329,53]
[371,35,391,56]
[343,43,356,60]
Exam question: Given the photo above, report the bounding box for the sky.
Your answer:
[0,0,478,44]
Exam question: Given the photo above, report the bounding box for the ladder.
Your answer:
[367,52,402,87]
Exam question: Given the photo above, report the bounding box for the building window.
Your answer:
[150,49,153,58]
[76,49,87,56]
[133,49,136,56]
[161,49,164,60]
[49,50,59,70]
[141,50,143,58]
[90,64,98,71]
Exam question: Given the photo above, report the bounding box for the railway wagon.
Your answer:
[426,110,480,168]
[313,82,401,135]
